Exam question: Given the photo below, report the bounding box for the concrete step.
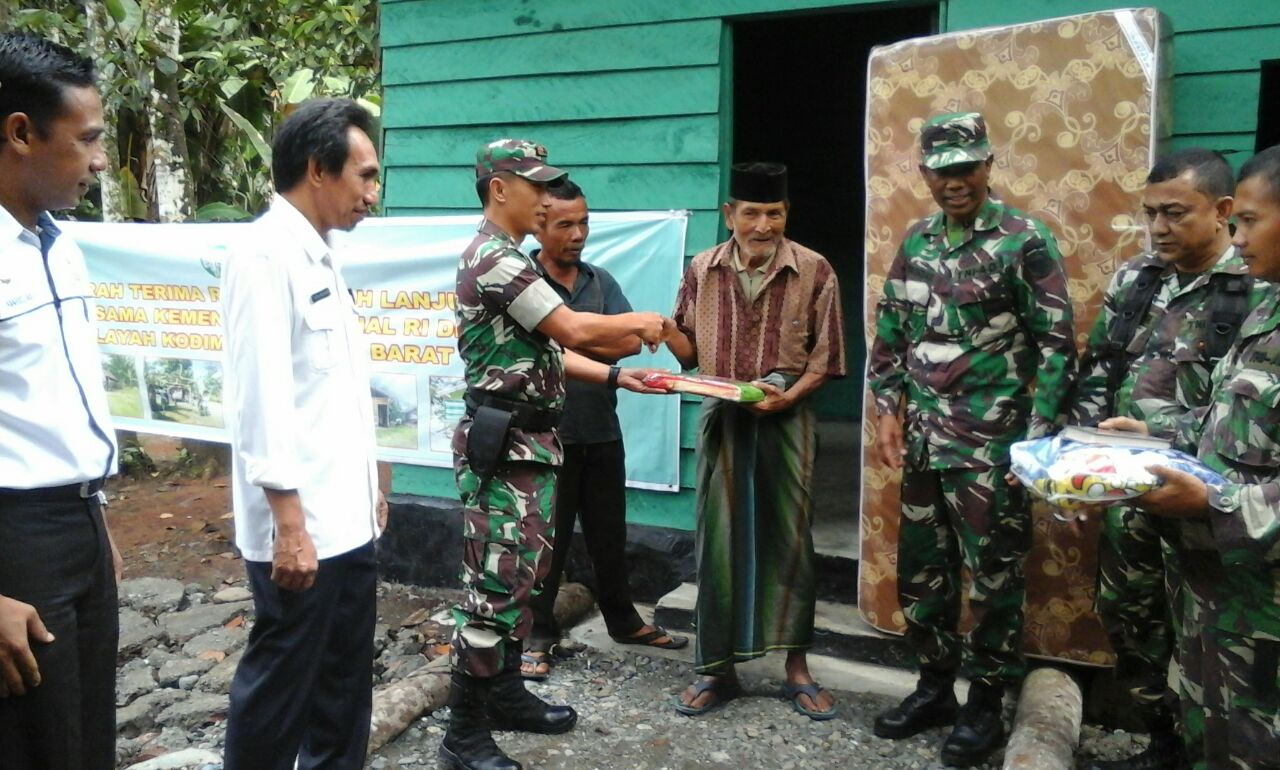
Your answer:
[652,582,915,670]
[567,602,955,701]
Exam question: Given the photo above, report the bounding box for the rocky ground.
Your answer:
[366,646,1152,770]
[103,447,1150,770]
[112,574,1149,770]
[112,577,460,768]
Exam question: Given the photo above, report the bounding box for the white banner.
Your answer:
[65,211,687,491]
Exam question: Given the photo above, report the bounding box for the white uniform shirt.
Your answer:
[0,205,117,488]
[222,196,379,562]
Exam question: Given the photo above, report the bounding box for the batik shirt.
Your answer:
[868,196,1077,469]
[671,238,846,382]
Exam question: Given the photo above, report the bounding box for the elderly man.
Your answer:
[1105,145,1280,770]
[221,99,386,770]
[867,112,1076,767]
[0,32,120,770]
[1071,148,1260,770]
[665,162,847,721]
[443,140,669,770]
[523,179,686,681]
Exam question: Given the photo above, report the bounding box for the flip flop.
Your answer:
[520,652,552,682]
[782,682,839,721]
[673,677,741,716]
[611,626,690,650]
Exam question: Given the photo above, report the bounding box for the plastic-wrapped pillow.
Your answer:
[1010,434,1226,509]
[640,373,765,402]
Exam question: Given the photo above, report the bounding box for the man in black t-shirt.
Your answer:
[523,180,687,679]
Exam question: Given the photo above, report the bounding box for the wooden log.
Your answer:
[123,748,222,769]
[366,654,451,754]
[366,581,597,753]
[1002,667,1083,770]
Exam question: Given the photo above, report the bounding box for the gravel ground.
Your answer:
[375,646,996,770]
[370,643,1152,770]
[110,583,1150,770]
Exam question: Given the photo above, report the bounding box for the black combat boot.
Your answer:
[873,672,959,739]
[1086,708,1188,770]
[940,681,1005,768]
[486,646,577,734]
[439,671,522,770]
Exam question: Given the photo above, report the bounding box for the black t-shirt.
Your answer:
[535,254,633,445]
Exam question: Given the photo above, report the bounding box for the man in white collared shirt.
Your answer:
[0,33,121,770]
[221,98,385,770]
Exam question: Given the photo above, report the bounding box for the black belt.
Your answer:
[0,478,106,503]
[464,391,561,432]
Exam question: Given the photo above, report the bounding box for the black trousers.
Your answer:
[223,540,377,770]
[529,440,643,645]
[0,491,118,770]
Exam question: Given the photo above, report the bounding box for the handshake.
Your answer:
[631,312,680,351]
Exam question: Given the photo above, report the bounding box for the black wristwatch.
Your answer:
[607,365,622,389]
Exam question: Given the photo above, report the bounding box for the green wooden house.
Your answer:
[377,0,1280,548]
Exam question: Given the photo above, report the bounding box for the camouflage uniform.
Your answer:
[867,114,1077,688]
[1166,281,1280,769]
[450,141,568,679]
[1070,247,1257,729]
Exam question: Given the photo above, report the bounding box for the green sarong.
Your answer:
[693,397,817,673]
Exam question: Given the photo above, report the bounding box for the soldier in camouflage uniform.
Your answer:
[1071,149,1256,770]
[867,112,1077,768]
[1109,146,1280,770]
[442,139,668,770]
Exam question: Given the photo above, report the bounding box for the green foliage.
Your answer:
[4,0,381,220]
[118,436,156,475]
[103,353,139,387]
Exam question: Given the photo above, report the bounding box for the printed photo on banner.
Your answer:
[370,373,419,450]
[144,357,224,429]
[101,352,143,419]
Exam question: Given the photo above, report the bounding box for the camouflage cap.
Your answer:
[920,112,992,170]
[475,138,567,183]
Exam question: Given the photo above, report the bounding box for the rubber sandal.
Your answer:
[520,652,552,681]
[673,677,741,716]
[782,681,839,721]
[611,626,690,650]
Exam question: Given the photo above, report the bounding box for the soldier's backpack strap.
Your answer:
[1105,262,1166,401]
[1205,272,1253,359]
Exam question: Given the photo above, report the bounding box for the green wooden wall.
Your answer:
[379,0,916,529]
[380,0,1280,530]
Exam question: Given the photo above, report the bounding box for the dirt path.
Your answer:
[107,474,242,587]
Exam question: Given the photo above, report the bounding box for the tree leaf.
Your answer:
[117,166,150,221]
[105,0,143,40]
[219,102,272,164]
[103,0,127,24]
[281,68,316,105]
[220,77,247,99]
[356,96,381,118]
[156,56,179,76]
[194,202,253,222]
[322,75,350,95]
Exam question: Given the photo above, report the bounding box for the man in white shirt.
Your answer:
[0,32,120,770]
[221,98,386,770]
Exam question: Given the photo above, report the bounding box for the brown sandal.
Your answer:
[611,626,690,650]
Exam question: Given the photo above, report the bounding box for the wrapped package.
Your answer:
[640,372,765,402]
[1010,434,1226,509]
